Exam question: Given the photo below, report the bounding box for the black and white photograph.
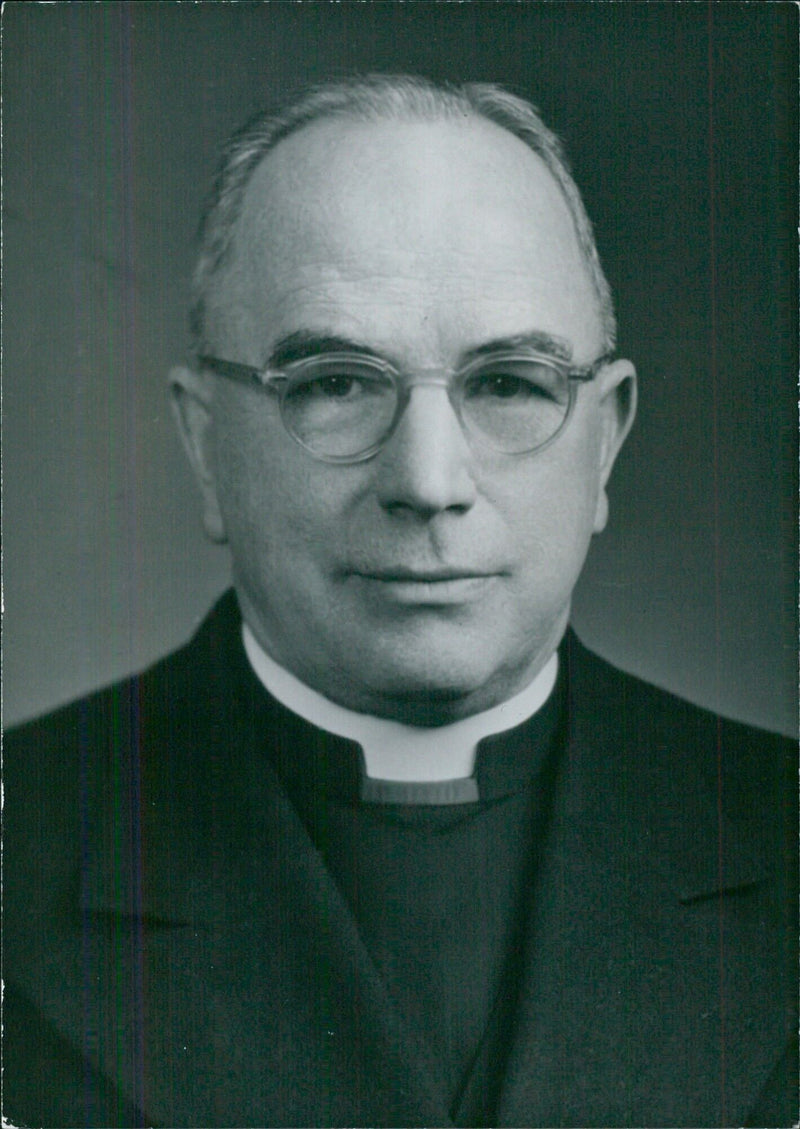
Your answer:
[3,3,797,1126]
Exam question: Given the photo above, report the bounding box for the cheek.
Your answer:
[515,489,596,569]
[212,408,287,553]
[502,437,603,572]
[212,407,350,567]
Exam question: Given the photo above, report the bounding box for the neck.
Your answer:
[242,623,559,782]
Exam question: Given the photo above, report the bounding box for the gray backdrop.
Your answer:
[4,2,797,734]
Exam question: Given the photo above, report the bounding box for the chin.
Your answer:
[357,683,488,726]
[327,607,566,723]
[334,648,517,724]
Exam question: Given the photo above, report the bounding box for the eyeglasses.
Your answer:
[198,349,611,464]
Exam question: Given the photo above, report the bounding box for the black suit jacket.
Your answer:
[4,592,797,1127]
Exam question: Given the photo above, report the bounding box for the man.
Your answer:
[4,75,796,1128]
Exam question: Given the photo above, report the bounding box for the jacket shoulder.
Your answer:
[566,634,796,878]
[5,590,243,760]
[4,592,245,897]
[567,633,796,764]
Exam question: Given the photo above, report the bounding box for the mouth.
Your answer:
[349,568,500,605]
[359,568,493,582]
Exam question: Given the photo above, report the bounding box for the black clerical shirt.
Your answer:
[267,677,566,1121]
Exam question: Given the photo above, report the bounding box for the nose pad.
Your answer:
[374,383,478,514]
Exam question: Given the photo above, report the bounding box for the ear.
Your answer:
[592,359,637,533]
[168,365,227,543]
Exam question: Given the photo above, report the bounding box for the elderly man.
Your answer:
[5,76,795,1128]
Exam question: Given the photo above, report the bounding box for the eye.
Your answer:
[286,362,394,408]
[292,370,379,401]
[464,363,559,402]
[311,373,361,398]
[473,373,539,399]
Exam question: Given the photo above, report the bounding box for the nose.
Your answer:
[373,383,478,516]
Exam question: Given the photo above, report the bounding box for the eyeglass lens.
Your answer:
[281,355,572,459]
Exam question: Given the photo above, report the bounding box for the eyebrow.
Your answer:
[265,328,574,369]
[267,332,384,368]
[468,331,573,363]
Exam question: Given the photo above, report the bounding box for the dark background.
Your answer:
[3,2,797,734]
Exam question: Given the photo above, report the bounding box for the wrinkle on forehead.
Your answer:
[208,116,604,360]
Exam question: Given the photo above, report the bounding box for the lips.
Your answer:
[356,568,495,582]
[348,567,501,606]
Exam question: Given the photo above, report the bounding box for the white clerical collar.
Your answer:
[242,623,558,784]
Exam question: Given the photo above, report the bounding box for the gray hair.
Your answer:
[190,74,616,354]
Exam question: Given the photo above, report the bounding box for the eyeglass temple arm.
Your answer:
[198,355,285,389]
[570,353,615,382]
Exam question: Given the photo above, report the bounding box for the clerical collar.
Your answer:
[242,623,559,799]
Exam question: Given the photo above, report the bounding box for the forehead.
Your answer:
[209,115,603,361]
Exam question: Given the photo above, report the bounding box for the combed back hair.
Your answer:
[190,73,617,354]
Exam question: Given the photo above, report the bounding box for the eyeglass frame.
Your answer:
[197,348,613,464]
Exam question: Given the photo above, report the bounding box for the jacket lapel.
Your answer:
[77,670,454,1127]
[497,636,791,1127]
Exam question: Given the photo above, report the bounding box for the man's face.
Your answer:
[177,116,635,722]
